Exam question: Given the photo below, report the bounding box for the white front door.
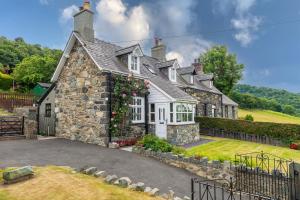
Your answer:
[156,103,167,138]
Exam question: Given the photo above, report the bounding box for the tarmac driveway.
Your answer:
[0,138,202,198]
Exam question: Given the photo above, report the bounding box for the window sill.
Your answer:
[168,122,196,125]
[131,121,145,124]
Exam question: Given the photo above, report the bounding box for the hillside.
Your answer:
[233,84,300,116]
[239,109,300,125]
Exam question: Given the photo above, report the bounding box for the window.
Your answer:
[212,105,217,118]
[149,103,155,123]
[203,103,208,116]
[130,97,144,123]
[170,103,174,122]
[176,103,193,123]
[45,103,51,117]
[169,67,176,82]
[232,106,235,119]
[128,54,140,74]
[209,81,213,88]
[190,75,194,84]
[225,105,229,118]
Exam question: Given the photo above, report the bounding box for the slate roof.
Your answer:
[222,94,238,106]
[195,74,214,81]
[155,60,176,69]
[37,82,51,88]
[115,44,140,56]
[76,33,196,102]
[177,66,195,75]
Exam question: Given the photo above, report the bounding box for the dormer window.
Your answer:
[169,67,176,82]
[128,54,140,74]
[190,75,194,84]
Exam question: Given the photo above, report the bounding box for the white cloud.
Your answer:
[231,16,262,46]
[60,5,79,23]
[213,0,262,46]
[166,52,184,66]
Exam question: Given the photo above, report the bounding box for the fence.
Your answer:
[201,128,285,146]
[0,116,24,136]
[0,92,38,112]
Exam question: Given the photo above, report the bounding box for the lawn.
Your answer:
[186,136,300,163]
[0,108,11,116]
[0,166,163,200]
[239,109,300,125]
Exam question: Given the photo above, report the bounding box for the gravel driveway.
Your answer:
[0,138,203,198]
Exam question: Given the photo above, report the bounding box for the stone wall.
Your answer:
[167,123,200,145]
[183,88,222,118]
[222,105,238,119]
[55,41,109,146]
[14,107,38,139]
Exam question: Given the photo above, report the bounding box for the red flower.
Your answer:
[112,112,117,116]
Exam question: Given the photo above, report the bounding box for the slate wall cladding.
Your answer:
[55,41,110,146]
[167,123,200,145]
[183,88,222,118]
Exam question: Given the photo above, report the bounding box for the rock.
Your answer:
[83,167,97,175]
[144,186,152,193]
[174,197,183,200]
[77,165,89,172]
[3,166,34,184]
[223,160,231,170]
[160,193,169,199]
[109,142,119,149]
[168,190,175,199]
[116,177,131,188]
[94,171,107,178]
[212,160,221,168]
[183,196,191,200]
[149,188,160,196]
[135,182,145,191]
[128,183,137,190]
[105,175,118,184]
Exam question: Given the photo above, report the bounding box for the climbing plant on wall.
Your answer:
[110,73,150,138]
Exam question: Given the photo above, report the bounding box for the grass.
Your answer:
[0,109,12,116]
[0,166,163,200]
[186,136,300,163]
[239,109,300,125]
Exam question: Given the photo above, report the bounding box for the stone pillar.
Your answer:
[14,107,38,139]
[290,162,300,200]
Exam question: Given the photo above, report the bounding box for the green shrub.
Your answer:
[171,146,186,155]
[244,114,254,121]
[195,117,300,144]
[139,135,173,152]
[0,72,13,90]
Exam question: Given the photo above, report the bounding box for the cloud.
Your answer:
[93,0,211,66]
[60,5,79,23]
[213,0,262,46]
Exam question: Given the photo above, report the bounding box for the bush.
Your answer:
[139,135,173,152]
[0,72,13,90]
[171,146,186,155]
[244,114,254,121]
[195,117,300,144]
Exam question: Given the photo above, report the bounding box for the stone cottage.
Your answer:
[43,1,238,147]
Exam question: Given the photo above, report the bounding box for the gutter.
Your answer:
[108,72,113,145]
[145,92,149,135]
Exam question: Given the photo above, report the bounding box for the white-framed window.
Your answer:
[149,103,155,123]
[170,103,174,122]
[128,53,140,74]
[212,105,217,117]
[169,67,176,82]
[130,97,144,123]
[190,75,194,84]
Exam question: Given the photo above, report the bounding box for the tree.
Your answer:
[200,46,244,95]
[282,105,295,115]
[12,55,58,89]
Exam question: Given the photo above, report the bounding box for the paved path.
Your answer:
[0,138,202,198]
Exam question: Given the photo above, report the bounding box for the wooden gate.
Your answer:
[0,116,24,136]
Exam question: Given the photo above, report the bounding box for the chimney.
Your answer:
[193,58,203,75]
[74,0,94,42]
[151,37,166,62]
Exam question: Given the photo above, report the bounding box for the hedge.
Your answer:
[195,117,300,143]
[0,72,13,90]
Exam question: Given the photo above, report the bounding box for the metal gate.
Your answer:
[234,152,298,200]
[191,178,272,200]
[0,116,24,136]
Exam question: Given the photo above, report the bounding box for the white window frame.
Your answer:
[190,75,194,84]
[128,54,140,74]
[169,67,177,82]
[130,97,145,123]
[169,102,195,125]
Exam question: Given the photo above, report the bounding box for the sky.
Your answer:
[0,0,300,93]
